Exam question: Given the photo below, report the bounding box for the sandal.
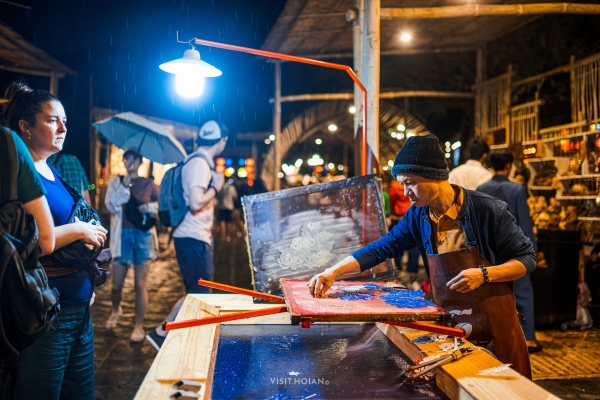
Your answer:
[130,327,145,343]
[105,307,123,330]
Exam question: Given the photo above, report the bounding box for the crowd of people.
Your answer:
[0,81,249,398]
[1,79,591,397]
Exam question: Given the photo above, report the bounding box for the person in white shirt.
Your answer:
[146,120,228,350]
[448,138,493,190]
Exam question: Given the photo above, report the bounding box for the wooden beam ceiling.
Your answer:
[380,3,600,20]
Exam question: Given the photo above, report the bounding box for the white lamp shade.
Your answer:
[159,49,222,77]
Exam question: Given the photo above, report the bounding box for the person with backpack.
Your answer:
[104,149,158,343]
[0,126,59,390]
[0,126,55,256]
[3,82,107,399]
[146,120,227,350]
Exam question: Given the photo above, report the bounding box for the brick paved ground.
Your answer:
[91,223,253,399]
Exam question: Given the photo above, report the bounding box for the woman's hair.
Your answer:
[1,82,60,136]
[123,149,142,161]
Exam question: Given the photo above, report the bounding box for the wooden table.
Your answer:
[135,294,558,400]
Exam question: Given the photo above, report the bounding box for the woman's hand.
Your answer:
[446,268,485,293]
[138,203,149,214]
[74,217,107,248]
[122,174,132,188]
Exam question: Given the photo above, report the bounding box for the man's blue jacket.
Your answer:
[352,188,536,276]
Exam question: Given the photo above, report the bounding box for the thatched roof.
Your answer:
[0,19,74,77]
[262,0,564,58]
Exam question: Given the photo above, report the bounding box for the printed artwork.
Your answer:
[278,222,334,270]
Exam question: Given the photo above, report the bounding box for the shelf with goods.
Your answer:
[522,127,600,244]
[524,128,600,199]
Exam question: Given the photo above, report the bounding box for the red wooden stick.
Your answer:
[384,321,466,338]
[163,306,289,331]
[197,279,286,303]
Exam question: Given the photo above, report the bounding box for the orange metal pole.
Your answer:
[193,38,369,175]
[198,279,286,303]
[163,306,288,331]
[385,321,466,338]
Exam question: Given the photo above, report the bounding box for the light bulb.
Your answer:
[175,74,205,98]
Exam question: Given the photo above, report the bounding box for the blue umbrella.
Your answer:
[93,112,187,164]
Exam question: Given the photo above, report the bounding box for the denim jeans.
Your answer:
[119,227,157,265]
[14,305,95,400]
[174,237,214,294]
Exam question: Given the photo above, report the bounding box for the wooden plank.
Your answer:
[134,296,221,400]
[436,351,559,400]
[135,295,292,400]
[381,4,600,20]
[377,324,558,400]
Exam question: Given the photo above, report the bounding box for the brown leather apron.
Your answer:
[427,246,532,379]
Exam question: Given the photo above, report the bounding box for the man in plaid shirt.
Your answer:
[47,152,91,204]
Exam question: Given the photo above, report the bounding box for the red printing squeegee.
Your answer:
[162,279,465,338]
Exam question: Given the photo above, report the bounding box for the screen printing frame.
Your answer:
[241,175,396,294]
[135,294,556,400]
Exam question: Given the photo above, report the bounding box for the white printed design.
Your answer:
[449,309,472,315]
[278,222,335,270]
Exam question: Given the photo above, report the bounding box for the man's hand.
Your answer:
[211,171,225,192]
[308,269,337,298]
[138,203,149,214]
[446,268,485,293]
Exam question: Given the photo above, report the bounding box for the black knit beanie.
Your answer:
[391,134,449,180]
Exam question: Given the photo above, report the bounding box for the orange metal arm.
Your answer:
[198,279,286,303]
[385,321,466,338]
[193,38,369,176]
[163,306,288,331]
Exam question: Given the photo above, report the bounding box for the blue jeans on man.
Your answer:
[174,237,214,294]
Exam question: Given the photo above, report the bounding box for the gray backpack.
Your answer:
[158,153,211,228]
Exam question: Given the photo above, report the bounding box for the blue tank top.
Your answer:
[39,164,75,226]
[40,162,91,308]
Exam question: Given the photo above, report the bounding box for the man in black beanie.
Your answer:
[309,133,536,379]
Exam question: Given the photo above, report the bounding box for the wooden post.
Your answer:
[49,70,58,96]
[534,92,540,141]
[362,0,380,172]
[570,55,577,123]
[88,75,97,208]
[474,48,484,138]
[505,65,512,146]
[251,140,257,164]
[273,61,282,191]
[353,0,363,138]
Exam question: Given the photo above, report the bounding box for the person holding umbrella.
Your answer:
[104,149,159,342]
[3,82,107,399]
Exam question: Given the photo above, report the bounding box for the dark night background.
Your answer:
[1,0,599,177]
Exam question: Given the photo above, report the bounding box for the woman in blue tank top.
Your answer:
[2,82,107,400]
